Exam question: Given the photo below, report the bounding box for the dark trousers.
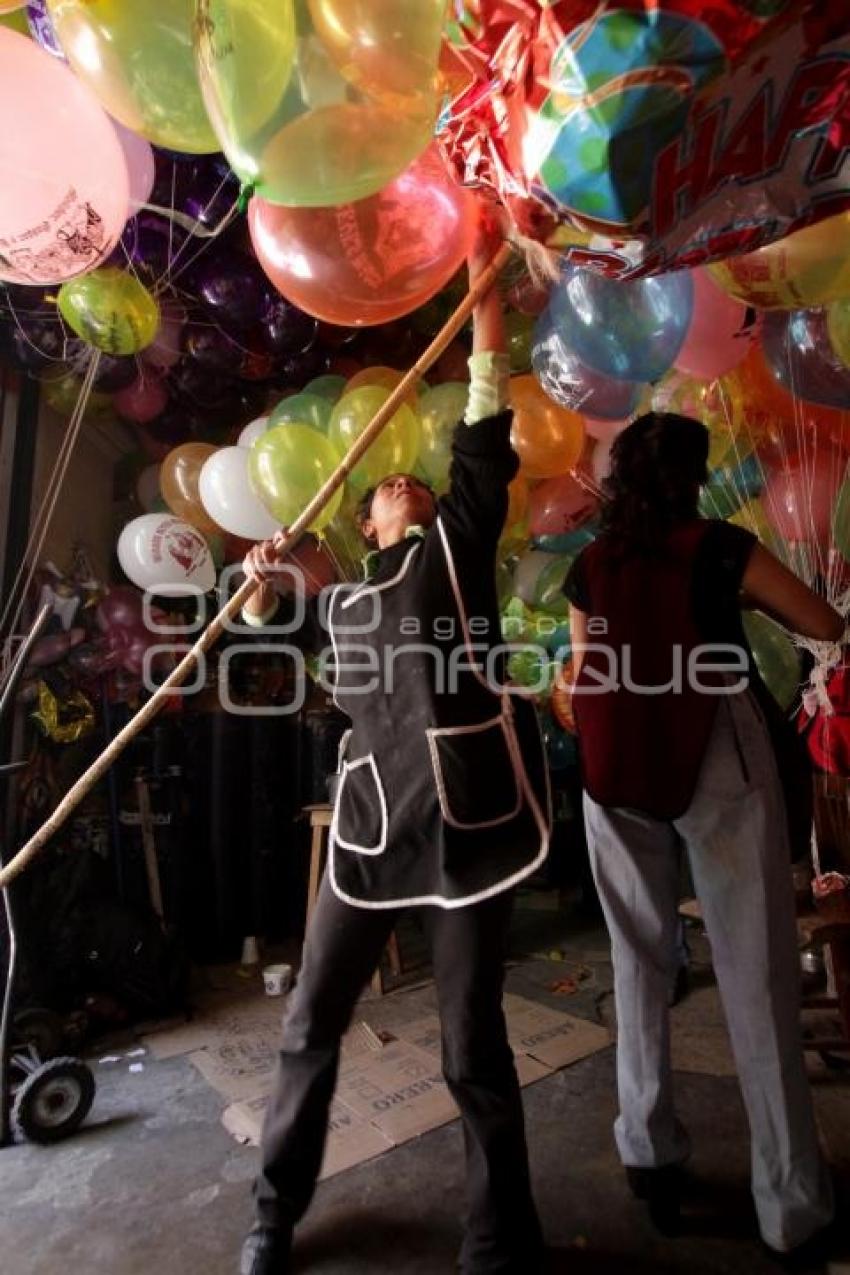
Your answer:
[254,878,542,1273]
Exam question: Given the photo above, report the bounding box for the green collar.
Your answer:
[362,525,426,579]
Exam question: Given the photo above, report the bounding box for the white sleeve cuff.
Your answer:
[241,598,279,628]
[464,352,511,425]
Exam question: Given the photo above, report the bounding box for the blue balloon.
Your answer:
[532,306,645,418]
[762,308,850,410]
[549,265,693,382]
[541,713,578,771]
[533,522,600,556]
[700,453,764,520]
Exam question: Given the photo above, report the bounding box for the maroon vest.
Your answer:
[573,521,732,818]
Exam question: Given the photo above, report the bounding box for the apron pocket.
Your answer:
[333,753,387,855]
[427,714,522,829]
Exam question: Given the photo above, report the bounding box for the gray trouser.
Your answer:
[584,692,834,1251]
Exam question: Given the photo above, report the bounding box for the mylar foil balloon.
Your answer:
[195,0,443,206]
[249,424,343,534]
[118,513,215,594]
[531,311,644,420]
[709,214,850,310]
[0,28,130,285]
[58,268,160,356]
[269,392,332,434]
[510,375,585,480]
[549,266,693,382]
[328,387,420,492]
[417,382,468,492]
[743,612,801,712]
[762,308,850,411]
[160,443,220,535]
[47,0,218,153]
[248,144,475,326]
[674,269,758,380]
[199,446,281,541]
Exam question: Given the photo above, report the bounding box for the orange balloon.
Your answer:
[346,365,421,408]
[248,143,475,326]
[551,659,577,734]
[160,443,219,535]
[510,376,585,479]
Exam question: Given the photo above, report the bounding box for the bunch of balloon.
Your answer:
[195,0,445,207]
[248,144,476,326]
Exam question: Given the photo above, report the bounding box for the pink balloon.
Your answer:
[0,29,129,285]
[763,448,845,544]
[528,474,598,537]
[113,374,169,424]
[97,585,144,633]
[112,120,155,212]
[142,301,185,371]
[583,415,631,444]
[674,269,759,380]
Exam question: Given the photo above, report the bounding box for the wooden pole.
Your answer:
[0,242,513,889]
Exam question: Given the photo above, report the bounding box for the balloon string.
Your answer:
[0,351,102,664]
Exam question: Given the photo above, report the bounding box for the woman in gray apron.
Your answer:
[238,220,551,1275]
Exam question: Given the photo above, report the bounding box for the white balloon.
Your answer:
[135,463,161,512]
[118,514,215,594]
[199,447,281,541]
[237,415,269,449]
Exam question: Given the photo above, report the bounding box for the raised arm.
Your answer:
[742,544,844,643]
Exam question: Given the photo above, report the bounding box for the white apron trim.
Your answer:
[330,752,388,856]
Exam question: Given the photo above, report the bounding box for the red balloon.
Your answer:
[528,474,598,537]
[763,448,845,544]
[97,586,144,633]
[248,144,476,327]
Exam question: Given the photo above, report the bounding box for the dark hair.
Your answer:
[355,475,436,545]
[601,412,709,552]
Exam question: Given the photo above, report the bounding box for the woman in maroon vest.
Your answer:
[564,412,841,1259]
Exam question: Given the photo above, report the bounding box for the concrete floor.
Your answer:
[2,904,849,1275]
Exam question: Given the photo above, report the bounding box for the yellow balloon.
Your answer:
[249,424,343,534]
[329,387,420,492]
[58,268,160,356]
[708,213,850,310]
[416,381,468,493]
[48,0,218,153]
[160,443,220,535]
[828,299,850,371]
[195,0,441,205]
[509,376,585,480]
[652,371,749,469]
[43,369,113,424]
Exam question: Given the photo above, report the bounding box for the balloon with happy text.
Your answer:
[510,375,585,480]
[58,268,160,356]
[47,0,218,153]
[248,144,476,326]
[0,28,130,285]
[195,0,443,207]
[548,265,694,383]
[117,514,215,593]
[762,308,850,411]
[709,213,850,310]
[199,446,282,541]
[674,269,758,380]
[531,314,645,419]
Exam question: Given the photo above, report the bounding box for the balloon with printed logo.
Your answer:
[416,381,468,493]
[548,265,693,382]
[160,443,220,535]
[195,0,442,207]
[0,27,130,285]
[249,144,475,326]
[249,424,343,533]
[674,269,759,380]
[532,312,645,420]
[269,392,332,434]
[510,375,585,480]
[199,446,282,541]
[329,387,420,492]
[117,514,215,593]
[237,416,269,449]
[762,308,850,411]
[47,0,218,152]
[763,448,846,545]
[528,474,597,538]
[743,612,801,711]
[709,214,850,310]
[58,269,160,356]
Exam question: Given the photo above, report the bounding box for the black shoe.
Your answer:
[625,1165,682,1236]
[761,1221,841,1270]
[240,1226,292,1275]
[668,965,690,1007]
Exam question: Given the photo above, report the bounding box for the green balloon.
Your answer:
[832,475,850,561]
[269,391,332,434]
[743,611,801,710]
[248,423,343,534]
[58,268,160,356]
[505,311,534,373]
[304,375,347,404]
[417,382,468,493]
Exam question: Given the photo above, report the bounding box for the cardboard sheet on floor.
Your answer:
[211,995,610,1173]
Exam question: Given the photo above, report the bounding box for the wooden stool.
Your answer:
[302,804,402,995]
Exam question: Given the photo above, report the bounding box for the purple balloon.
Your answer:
[92,355,138,393]
[193,253,270,333]
[116,213,188,283]
[26,1,64,58]
[183,320,247,377]
[97,586,144,632]
[182,156,240,230]
[763,308,850,410]
[4,314,77,374]
[270,346,329,392]
[260,298,318,357]
[532,310,645,419]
